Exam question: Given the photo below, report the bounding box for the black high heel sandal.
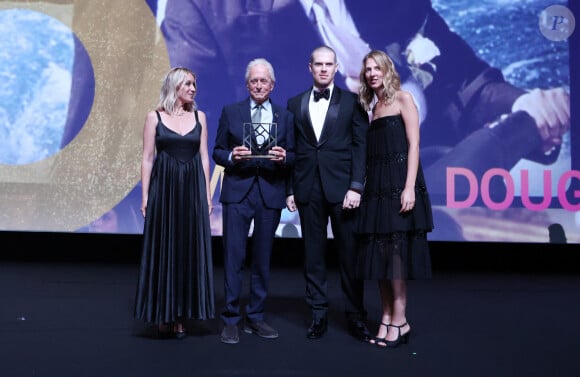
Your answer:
[385,322,411,347]
[369,322,390,348]
[173,322,187,340]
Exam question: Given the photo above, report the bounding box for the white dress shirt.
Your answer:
[309,84,334,141]
[251,99,273,125]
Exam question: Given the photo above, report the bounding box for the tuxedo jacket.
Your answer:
[213,98,295,209]
[287,86,368,204]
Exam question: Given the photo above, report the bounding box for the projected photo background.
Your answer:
[0,0,577,243]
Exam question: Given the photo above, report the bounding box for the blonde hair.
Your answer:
[358,50,401,111]
[156,67,197,114]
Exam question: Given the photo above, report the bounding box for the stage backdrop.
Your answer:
[0,0,577,243]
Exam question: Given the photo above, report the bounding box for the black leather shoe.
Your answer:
[243,320,279,339]
[220,324,240,344]
[306,317,327,339]
[347,319,372,342]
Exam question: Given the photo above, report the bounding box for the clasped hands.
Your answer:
[232,145,286,162]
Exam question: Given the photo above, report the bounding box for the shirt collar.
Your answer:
[312,83,335,95]
[251,98,271,111]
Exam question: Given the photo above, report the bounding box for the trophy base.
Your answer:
[245,155,274,159]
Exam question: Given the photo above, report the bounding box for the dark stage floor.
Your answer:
[1,256,580,377]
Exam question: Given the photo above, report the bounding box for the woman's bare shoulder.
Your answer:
[144,109,162,126]
[397,90,414,104]
[195,109,206,119]
[396,90,418,111]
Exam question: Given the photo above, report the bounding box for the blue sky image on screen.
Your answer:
[0,9,73,165]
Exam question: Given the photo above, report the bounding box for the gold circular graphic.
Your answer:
[0,0,169,231]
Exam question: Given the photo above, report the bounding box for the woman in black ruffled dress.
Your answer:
[355,50,434,348]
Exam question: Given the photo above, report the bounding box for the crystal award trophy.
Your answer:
[243,122,278,158]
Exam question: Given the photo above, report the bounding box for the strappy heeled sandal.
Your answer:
[385,322,411,347]
[369,322,390,348]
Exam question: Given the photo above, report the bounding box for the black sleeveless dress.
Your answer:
[134,111,215,324]
[355,114,434,280]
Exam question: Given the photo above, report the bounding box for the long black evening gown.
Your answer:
[355,114,434,280]
[134,111,214,324]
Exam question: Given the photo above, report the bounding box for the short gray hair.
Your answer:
[245,58,276,83]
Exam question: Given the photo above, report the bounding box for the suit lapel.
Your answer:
[318,87,341,144]
[270,102,282,144]
[238,98,252,124]
[299,91,318,143]
[237,99,254,146]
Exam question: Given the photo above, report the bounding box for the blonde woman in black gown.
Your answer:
[134,67,215,338]
[355,51,434,348]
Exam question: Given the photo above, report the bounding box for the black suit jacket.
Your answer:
[213,98,295,209]
[287,86,368,204]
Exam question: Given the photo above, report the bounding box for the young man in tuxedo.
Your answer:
[286,46,370,341]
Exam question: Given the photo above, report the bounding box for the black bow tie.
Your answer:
[313,88,330,102]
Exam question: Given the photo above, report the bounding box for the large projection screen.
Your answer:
[0,0,578,243]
